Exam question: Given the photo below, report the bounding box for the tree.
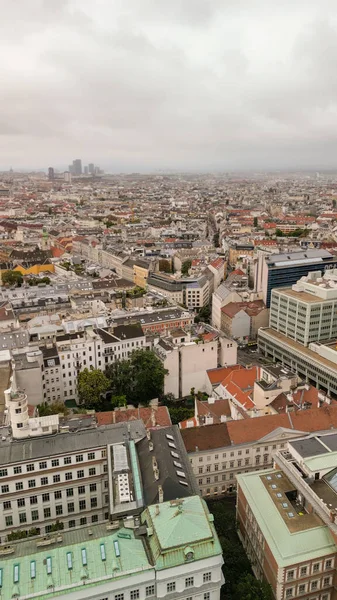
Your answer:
[37,402,69,417]
[159,259,172,273]
[2,270,23,287]
[213,231,220,247]
[275,228,283,237]
[181,260,192,276]
[234,574,273,600]
[333,199,336,208]
[253,216,258,227]
[169,406,194,424]
[78,367,110,408]
[111,395,127,408]
[106,350,168,406]
[195,304,211,324]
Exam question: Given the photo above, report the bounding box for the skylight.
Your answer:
[168,442,176,449]
[176,470,186,478]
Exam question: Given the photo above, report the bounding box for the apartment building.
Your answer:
[270,270,337,346]
[110,307,194,335]
[0,385,198,542]
[236,431,337,599]
[0,495,223,600]
[181,405,337,497]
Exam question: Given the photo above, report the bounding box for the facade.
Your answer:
[259,249,337,307]
[0,496,223,600]
[181,404,337,498]
[236,431,337,599]
[270,270,337,346]
[154,332,218,398]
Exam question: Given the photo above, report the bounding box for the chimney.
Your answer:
[158,485,164,503]
[155,504,160,516]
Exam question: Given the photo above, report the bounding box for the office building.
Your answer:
[269,271,337,346]
[236,430,337,599]
[47,167,54,181]
[259,270,337,396]
[0,495,223,600]
[88,162,95,174]
[72,159,82,176]
[258,249,337,307]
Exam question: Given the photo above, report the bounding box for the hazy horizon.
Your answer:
[2,0,337,172]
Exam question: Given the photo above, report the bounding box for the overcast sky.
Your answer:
[2,0,337,172]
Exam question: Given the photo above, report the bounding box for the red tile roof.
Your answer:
[181,404,337,451]
[96,406,171,429]
[206,364,244,386]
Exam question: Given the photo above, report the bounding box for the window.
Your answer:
[323,576,331,587]
[3,501,11,510]
[39,461,47,469]
[115,595,124,600]
[5,516,13,526]
[54,491,62,499]
[1,485,9,493]
[28,479,36,488]
[19,512,27,523]
[313,563,320,573]
[326,559,333,569]
[69,520,76,528]
[51,459,59,467]
[90,483,97,492]
[130,591,139,600]
[185,577,194,588]
[30,496,38,505]
[203,572,211,583]
[17,498,25,507]
[91,497,97,508]
[42,493,50,502]
[311,581,318,591]
[53,475,61,483]
[89,467,96,476]
[300,566,307,576]
[91,514,98,523]
[27,464,35,472]
[44,508,51,518]
[88,452,95,460]
[285,589,293,598]
[79,500,86,510]
[41,477,48,485]
[287,570,294,581]
[78,485,85,494]
[14,466,22,474]
[167,582,176,593]
[64,457,71,465]
[16,482,23,491]
[31,510,39,521]
[66,488,74,497]
[56,505,63,515]
[77,470,84,478]
[0,468,9,477]
[144,584,155,598]
[76,454,83,462]
[65,472,72,481]
[204,594,210,600]
[68,502,75,513]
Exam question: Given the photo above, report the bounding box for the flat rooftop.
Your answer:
[237,469,336,567]
[273,287,329,304]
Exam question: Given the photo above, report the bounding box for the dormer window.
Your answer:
[184,546,194,561]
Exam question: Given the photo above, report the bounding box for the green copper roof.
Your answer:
[142,495,222,570]
[237,470,337,567]
[304,451,337,473]
[0,525,152,600]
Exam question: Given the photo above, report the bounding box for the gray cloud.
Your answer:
[1,0,337,170]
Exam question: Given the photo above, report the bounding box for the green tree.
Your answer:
[106,350,167,406]
[169,406,194,424]
[181,260,192,276]
[159,259,172,273]
[2,270,23,286]
[253,216,258,227]
[234,574,273,600]
[111,395,127,408]
[37,402,69,417]
[275,228,283,237]
[195,304,211,324]
[213,231,220,247]
[78,367,110,408]
[333,199,336,208]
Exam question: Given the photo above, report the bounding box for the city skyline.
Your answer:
[2,0,337,171]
